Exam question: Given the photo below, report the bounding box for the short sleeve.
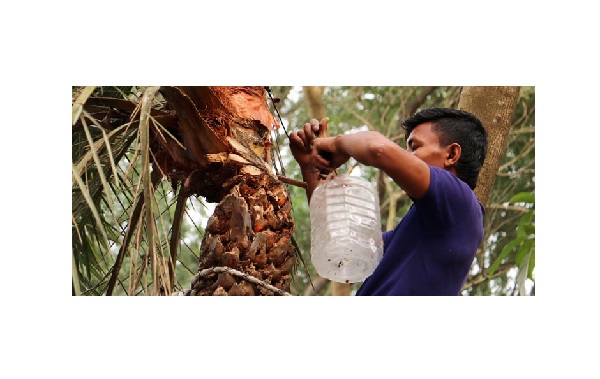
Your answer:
[414,165,475,229]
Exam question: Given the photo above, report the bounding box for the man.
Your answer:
[289,108,488,295]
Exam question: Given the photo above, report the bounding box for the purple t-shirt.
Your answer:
[356,165,484,296]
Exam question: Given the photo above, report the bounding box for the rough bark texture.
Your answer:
[187,172,296,295]
[303,86,351,296]
[149,86,296,295]
[457,86,521,207]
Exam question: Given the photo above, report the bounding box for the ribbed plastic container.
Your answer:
[309,175,383,283]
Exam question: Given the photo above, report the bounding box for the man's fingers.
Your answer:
[295,130,309,149]
[304,117,329,138]
[289,131,301,146]
[311,150,331,169]
[319,117,329,137]
[310,119,320,135]
[304,122,318,141]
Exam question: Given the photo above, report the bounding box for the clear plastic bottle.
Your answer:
[309,175,383,283]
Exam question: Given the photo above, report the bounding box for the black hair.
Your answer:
[401,108,487,189]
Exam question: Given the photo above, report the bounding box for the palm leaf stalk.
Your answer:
[72,86,299,295]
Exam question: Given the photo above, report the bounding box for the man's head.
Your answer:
[401,108,487,189]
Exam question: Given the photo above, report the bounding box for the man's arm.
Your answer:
[311,131,431,200]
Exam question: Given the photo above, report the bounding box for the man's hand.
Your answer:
[289,117,329,169]
[311,135,351,171]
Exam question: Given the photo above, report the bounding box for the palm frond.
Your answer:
[72,86,96,125]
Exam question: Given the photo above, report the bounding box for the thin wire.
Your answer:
[264,87,289,176]
[270,130,284,176]
[266,87,334,178]
[265,87,290,139]
[264,87,318,294]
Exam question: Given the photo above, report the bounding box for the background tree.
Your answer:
[459,86,521,206]
[461,87,535,295]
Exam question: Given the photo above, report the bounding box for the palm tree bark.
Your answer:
[187,172,295,295]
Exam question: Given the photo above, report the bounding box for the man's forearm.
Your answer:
[332,131,431,199]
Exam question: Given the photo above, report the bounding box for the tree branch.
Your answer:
[277,175,307,188]
[406,86,437,118]
[190,266,292,296]
[463,262,514,290]
[332,97,377,130]
[303,277,330,296]
[486,204,533,213]
[511,126,535,135]
[498,140,535,172]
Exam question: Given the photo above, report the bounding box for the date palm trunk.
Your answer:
[154,86,297,295]
[188,170,296,295]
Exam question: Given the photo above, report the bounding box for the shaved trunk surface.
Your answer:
[152,86,296,295]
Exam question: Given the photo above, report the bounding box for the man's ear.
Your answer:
[445,143,461,168]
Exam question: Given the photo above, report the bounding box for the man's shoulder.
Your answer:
[427,165,475,201]
[430,165,467,186]
[416,165,482,224]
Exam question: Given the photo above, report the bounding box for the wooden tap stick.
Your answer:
[277,175,308,188]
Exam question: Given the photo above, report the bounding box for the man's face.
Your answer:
[406,121,448,169]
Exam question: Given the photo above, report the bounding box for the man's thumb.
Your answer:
[319,117,330,136]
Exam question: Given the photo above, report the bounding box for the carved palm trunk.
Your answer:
[154,86,297,295]
[189,170,296,295]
